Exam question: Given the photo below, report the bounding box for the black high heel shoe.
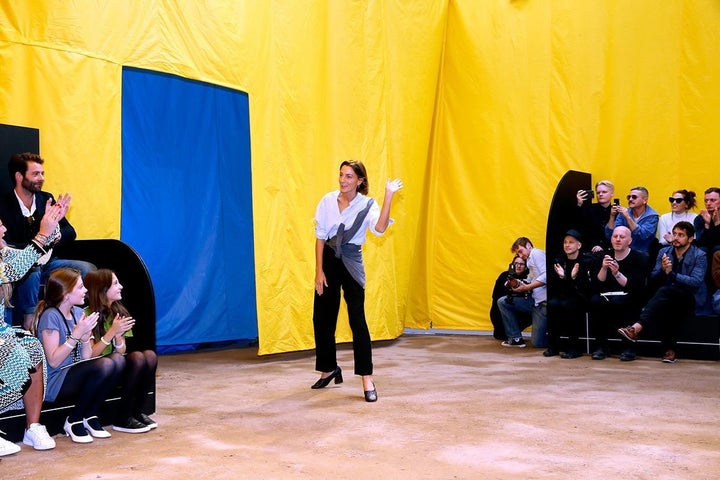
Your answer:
[311,367,343,389]
[364,382,378,402]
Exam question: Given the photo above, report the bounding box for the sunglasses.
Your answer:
[626,194,639,200]
[668,197,685,204]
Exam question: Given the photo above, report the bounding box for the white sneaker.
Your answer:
[23,423,56,451]
[0,432,21,456]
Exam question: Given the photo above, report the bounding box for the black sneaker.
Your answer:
[135,413,158,429]
[542,348,559,357]
[501,337,526,348]
[112,417,152,434]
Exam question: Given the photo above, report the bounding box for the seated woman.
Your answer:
[34,268,124,443]
[84,269,157,432]
[0,197,68,455]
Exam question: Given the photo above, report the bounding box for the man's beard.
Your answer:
[21,177,43,193]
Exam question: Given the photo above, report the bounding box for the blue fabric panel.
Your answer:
[121,67,257,347]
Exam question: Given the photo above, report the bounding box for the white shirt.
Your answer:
[314,191,390,245]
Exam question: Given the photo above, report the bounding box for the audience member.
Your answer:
[545,230,593,359]
[618,221,706,363]
[658,190,697,246]
[490,255,532,340]
[693,187,720,251]
[573,180,615,253]
[498,237,547,348]
[85,269,157,432]
[588,226,648,361]
[0,153,96,330]
[34,268,124,443]
[606,186,659,257]
[0,200,67,455]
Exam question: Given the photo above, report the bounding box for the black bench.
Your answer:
[546,170,720,360]
[0,239,156,442]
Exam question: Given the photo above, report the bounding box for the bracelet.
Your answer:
[68,334,81,342]
[113,340,125,349]
[63,341,74,349]
[100,336,111,346]
[34,233,49,246]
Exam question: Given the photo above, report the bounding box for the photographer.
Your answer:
[498,237,547,348]
[489,255,531,340]
[573,180,615,253]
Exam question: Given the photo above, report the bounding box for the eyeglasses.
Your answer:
[668,197,684,204]
[626,194,639,200]
[512,262,526,268]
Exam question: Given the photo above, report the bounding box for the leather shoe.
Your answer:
[311,367,343,389]
[542,348,558,357]
[619,349,637,362]
[560,350,581,359]
[364,383,378,402]
[64,417,93,444]
[591,348,607,360]
[83,416,112,438]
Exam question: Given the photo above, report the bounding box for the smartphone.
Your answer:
[583,189,595,199]
[613,198,620,206]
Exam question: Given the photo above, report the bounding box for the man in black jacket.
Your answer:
[0,152,95,329]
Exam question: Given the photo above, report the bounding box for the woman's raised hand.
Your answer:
[386,178,403,194]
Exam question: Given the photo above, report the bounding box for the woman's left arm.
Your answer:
[374,179,403,233]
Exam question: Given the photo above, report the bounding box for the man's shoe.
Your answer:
[0,432,21,456]
[112,417,151,434]
[561,350,581,359]
[542,348,558,357]
[135,413,158,429]
[662,350,677,363]
[23,423,56,450]
[619,349,637,362]
[618,326,638,342]
[501,337,526,348]
[591,348,608,360]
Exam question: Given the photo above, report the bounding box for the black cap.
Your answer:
[564,229,583,242]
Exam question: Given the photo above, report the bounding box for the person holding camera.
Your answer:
[489,255,531,340]
[606,186,659,257]
[498,237,547,348]
[588,226,648,361]
[574,180,615,253]
[545,230,593,358]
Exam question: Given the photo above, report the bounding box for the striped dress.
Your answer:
[0,244,46,413]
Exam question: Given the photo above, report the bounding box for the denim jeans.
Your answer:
[498,295,548,347]
[10,258,96,326]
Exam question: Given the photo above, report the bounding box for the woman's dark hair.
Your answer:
[674,189,697,210]
[340,160,369,195]
[85,269,129,339]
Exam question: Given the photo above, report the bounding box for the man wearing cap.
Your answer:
[544,229,593,358]
[618,221,706,363]
[588,226,648,361]
[498,237,548,348]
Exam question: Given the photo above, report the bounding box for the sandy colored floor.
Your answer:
[1,333,719,479]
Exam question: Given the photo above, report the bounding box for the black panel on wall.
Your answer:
[0,124,40,194]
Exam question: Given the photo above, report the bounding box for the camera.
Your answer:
[582,189,595,199]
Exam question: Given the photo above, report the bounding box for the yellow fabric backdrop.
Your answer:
[1,1,718,354]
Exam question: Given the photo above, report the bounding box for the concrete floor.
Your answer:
[1,333,719,479]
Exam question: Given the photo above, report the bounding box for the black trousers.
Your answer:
[639,285,694,351]
[313,245,373,376]
[547,295,586,351]
[589,293,642,349]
